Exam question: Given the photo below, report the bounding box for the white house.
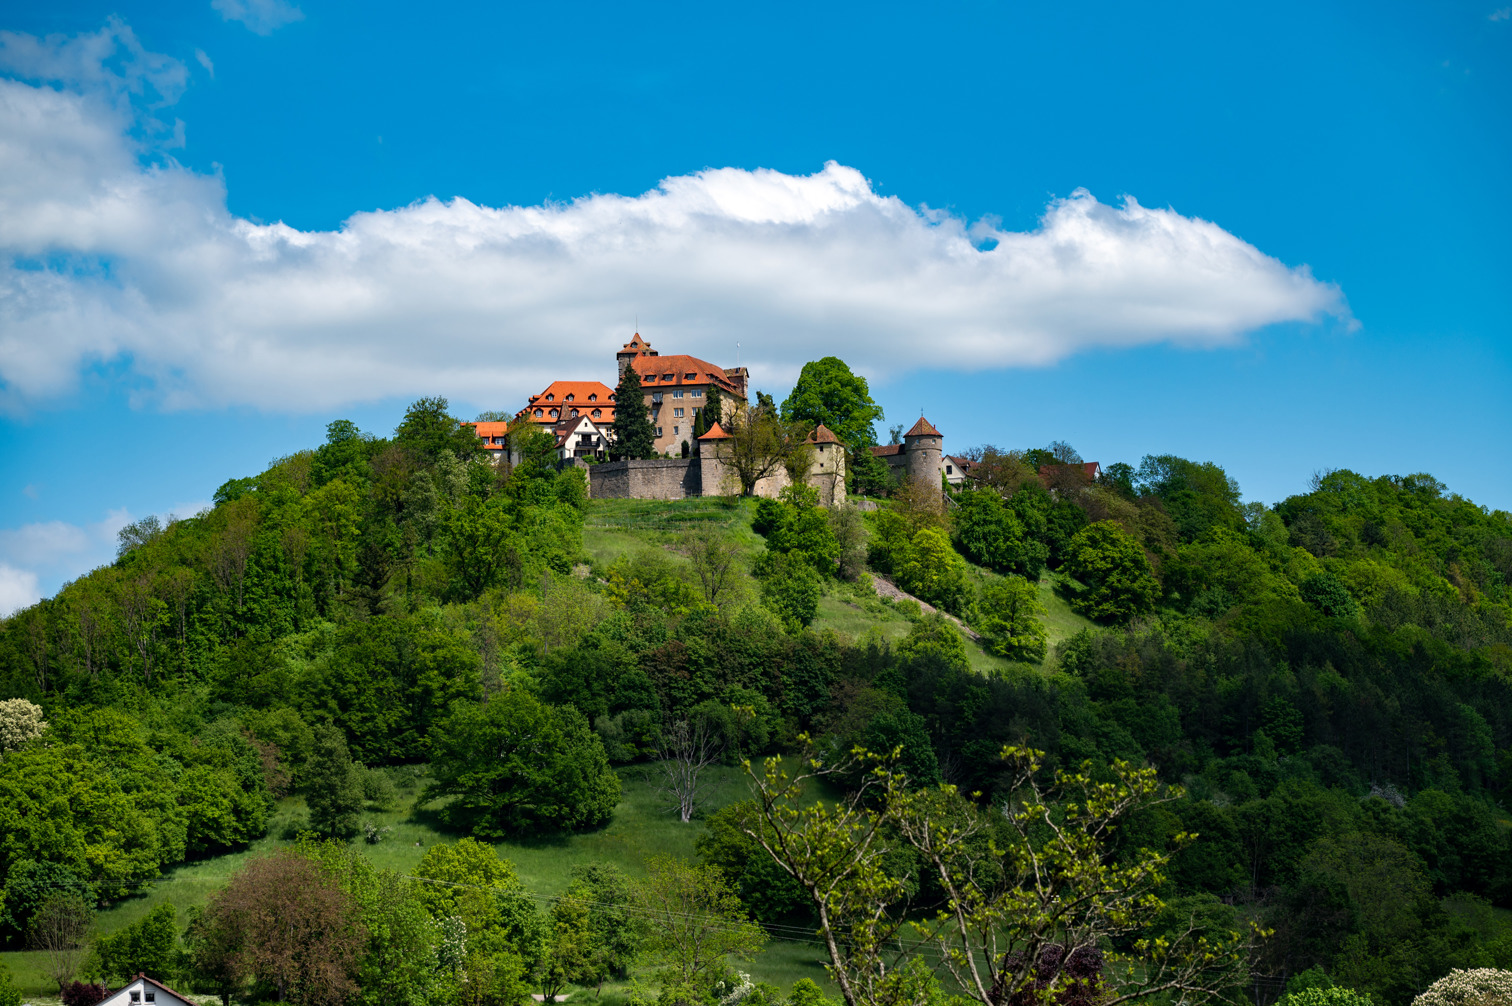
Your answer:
[89,974,196,1006]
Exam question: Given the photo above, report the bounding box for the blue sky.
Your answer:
[0,0,1509,612]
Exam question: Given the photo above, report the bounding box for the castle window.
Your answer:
[673,389,683,398]
[690,389,703,398]
[674,408,684,418]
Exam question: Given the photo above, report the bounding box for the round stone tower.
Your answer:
[903,416,943,484]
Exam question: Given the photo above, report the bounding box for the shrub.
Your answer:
[60,981,110,1006]
[1411,969,1512,1006]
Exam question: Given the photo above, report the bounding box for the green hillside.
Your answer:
[3,397,1512,1006]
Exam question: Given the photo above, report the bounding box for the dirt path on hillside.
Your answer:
[870,575,982,642]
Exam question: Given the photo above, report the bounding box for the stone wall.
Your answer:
[588,458,700,500]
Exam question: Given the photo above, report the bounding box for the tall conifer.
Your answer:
[612,365,656,459]
[693,385,724,439]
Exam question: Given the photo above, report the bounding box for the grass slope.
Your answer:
[1,766,834,1000]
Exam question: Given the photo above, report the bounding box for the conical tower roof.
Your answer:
[905,416,941,437]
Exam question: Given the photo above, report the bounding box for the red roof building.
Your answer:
[517,380,618,428]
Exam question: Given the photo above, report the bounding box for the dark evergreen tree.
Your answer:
[611,367,656,460]
[304,724,363,840]
[692,384,724,439]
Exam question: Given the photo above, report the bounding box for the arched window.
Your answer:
[571,409,579,417]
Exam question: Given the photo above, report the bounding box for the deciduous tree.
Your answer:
[632,857,767,1002]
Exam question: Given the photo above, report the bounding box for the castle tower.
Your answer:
[903,416,943,485]
[616,333,658,376]
[807,424,847,506]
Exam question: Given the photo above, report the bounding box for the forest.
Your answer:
[2,358,1512,1006]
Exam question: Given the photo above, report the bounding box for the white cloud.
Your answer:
[0,23,1351,419]
[210,0,304,35]
[0,563,40,617]
[194,48,214,77]
[0,509,129,614]
[1492,7,1511,20]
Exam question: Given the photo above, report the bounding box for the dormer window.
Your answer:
[545,393,554,401]
[549,409,559,418]
[684,372,695,380]
[662,373,673,381]
[591,409,601,418]
[570,409,579,417]
[589,393,597,401]
[565,393,574,402]
[609,394,616,401]
[534,409,543,417]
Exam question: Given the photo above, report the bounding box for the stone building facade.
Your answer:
[587,422,847,504]
[616,334,748,456]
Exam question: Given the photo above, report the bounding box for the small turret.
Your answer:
[903,416,942,485]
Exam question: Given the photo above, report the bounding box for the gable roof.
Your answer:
[630,354,743,396]
[92,973,196,1006]
[466,421,510,438]
[905,416,941,437]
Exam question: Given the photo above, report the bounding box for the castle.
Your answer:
[468,334,950,505]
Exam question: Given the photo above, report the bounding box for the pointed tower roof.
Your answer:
[905,416,941,437]
[697,422,731,440]
[808,423,842,445]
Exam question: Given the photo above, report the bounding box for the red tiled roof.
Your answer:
[698,422,731,440]
[905,417,941,437]
[519,380,618,425]
[466,421,510,437]
[1037,462,1102,485]
[869,444,904,457]
[630,354,743,396]
[808,424,842,445]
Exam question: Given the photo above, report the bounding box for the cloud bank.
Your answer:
[0,24,1350,417]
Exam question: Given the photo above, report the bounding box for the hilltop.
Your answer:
[2,392,1511,1006]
